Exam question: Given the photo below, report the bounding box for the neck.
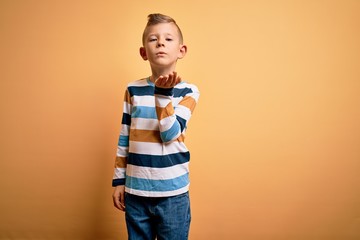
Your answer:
[149,65,177,82]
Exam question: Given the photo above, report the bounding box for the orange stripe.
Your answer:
[179,96,196,113]
[156,104,174,120]
[115,156,127,168]
[124,89,131,104]
[177,134,185,142]
[130,129,162,143]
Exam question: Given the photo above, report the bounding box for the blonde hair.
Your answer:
[142,13,184,45]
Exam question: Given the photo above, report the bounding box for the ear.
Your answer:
[178,44,187,59]
[139,47,148,60]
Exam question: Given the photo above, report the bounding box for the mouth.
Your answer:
[156,52,166,55]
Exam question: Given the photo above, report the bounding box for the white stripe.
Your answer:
[113,168,126,179]
[192,92,200,101]
[175,82,191,89]
[128,79,148,87]
[131,118,158,130]
[155,96,172,108]
[131,95,155,107]
[126,162,189,180]
[159,116,176,132]
[117,146,129,156]
[172,96,183,106]
[123,102,132,114]
[120,124,130,135]
[129,141,188,155]
[179,84,199,101]
[175,105,191,121]
[125,184,189,197]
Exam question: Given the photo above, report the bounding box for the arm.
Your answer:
[112,89,131,211]
[154,72,199,143]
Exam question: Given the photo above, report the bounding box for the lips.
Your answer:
[156,52,166,55]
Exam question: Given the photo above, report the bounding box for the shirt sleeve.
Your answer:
[154,83,200,143]
[112,88,131,187]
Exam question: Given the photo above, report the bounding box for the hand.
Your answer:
[155,71,181,88]
[112,185,125,211]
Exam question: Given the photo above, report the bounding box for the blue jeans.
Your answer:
[125,192,191,240]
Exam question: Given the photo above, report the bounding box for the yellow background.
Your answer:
[1,0,360,239]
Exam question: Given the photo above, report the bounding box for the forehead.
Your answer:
[144,22,179,37]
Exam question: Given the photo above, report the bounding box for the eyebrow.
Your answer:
[147,33,174,37]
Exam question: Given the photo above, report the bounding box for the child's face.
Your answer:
[140,23,186,70]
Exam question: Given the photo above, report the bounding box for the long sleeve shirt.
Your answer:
[112,77,200,197]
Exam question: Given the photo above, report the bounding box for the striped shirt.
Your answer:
[112,77,200,197]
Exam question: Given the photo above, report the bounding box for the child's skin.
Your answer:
[113,21,187,211]
[140,22,187,89]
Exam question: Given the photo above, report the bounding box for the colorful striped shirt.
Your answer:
[112,77,200,197]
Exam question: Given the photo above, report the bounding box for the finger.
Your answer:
[114,196,126,211]
[113,196,122,210]
[163,75,170,87]
[155,76,161,87]
[154,76,161,85]
[171,71,182,86]
[167,73,175,87]
[120,192,125,210]
[172,71,177,83]
[156,76,164,86]
[169,72,180,87]
[118,202,125,211]
[156,75,169,87]
[176,75,181,85]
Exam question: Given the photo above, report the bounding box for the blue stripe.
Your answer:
[155,86,173,96]
[118,135,129,147]
[112,178,125,187]
[160,122,181,142]
[128,86,154,97]
[128,85,193,98]
[174,87,193,98]
[131,106,157,119]
[128,152,190,168]
[176,115,187,132]
[126,173,189,192]
[121,113,131,125]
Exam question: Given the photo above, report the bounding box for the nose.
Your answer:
[157,38,165,47]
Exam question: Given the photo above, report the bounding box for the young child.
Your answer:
[112,13,200,240]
